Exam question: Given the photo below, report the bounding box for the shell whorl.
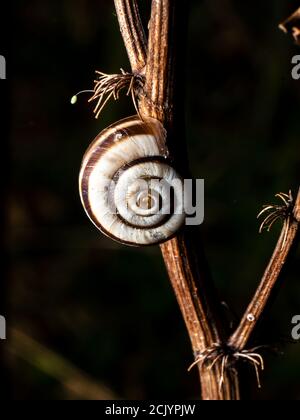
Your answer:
[79,116,185,246]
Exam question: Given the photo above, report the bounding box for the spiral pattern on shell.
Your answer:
[79,116,185,246]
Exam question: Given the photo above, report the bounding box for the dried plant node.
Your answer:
[257,191,295,249]
[188,344,265,390]
[88,69,145,119]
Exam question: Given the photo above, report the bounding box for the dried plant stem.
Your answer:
[138,0,176,126]
[139,0,239,400]
[115,0,240,400]
[112,0,300,400]
[160,232,240,400]
[228,188,300,351]
[113,0,147,72]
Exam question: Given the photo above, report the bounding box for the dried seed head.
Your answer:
[257,190,295,249]
[89,69,145,119]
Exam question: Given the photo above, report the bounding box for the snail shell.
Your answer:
[79,116,185,246]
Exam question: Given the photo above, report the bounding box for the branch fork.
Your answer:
[95,1,300,400]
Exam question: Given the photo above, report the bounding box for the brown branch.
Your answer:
[160,232,240,400]
[138,0,176,125]
[113,0,147,72]
[228,188,300,351]
[112,0,300,400]
[136,0,239,400]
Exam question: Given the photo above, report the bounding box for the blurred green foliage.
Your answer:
[6,0,300,399]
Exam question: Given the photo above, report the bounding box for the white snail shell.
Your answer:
[79,116,185,246]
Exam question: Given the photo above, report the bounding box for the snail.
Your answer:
[79,116,185,246]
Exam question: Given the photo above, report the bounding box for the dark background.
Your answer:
[1,0,300,400]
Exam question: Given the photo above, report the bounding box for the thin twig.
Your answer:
[113,0,147,72]
[228,188,300,351]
